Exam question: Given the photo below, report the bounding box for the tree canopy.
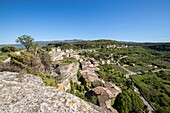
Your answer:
[114,90,145,113]
[16,35,34,51]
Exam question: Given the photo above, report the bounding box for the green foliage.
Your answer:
[77,70,81,80]
[157,71,170,80]
[35,72,57,87]
[31,43,41,55]
[0,35,57,88]
[16,35,34,51]
[48,40,121,50]
[69,80,99,105]
[114,90,132,113]
[9,52,39,67]
[27,67,34,74]
[117,47,170,69]
[90,95,98,105]
[97,64,126,81]
[97,70,107,79]
[97,64,114,80]
[69,80,87,100]
[75,90,85,99]
[80,77,91,90]
[157,107,170,113]
[89,46,170,71]
[7,51,58,87]
[39,51,52,73]
[1,46,18,52]
[146,43,170,51]
[114,90,145,113]
[63,57,77,63]
[111,98,115,106]
[91,80,103,88]
[70,80,85,93]
[131,72,170,113]
[10,59,26,69]
[70,80,76,94]
[131,91,145,112]
[0,52,8,62]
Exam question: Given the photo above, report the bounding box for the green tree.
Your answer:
[114,90,145,113]
[16,35,34,51]
[131,91,144,112]
[114,91,132,113]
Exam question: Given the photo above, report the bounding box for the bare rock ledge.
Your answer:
[0,72,112,113]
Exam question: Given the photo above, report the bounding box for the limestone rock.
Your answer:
[0,71,112,113]
[54,62,79,90]
[49,48,64,61]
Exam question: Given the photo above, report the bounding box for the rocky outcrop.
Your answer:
[49,48,80,62]
[0,71,112,113]
[49,48,64,61]
[49,48,80,90]
[54,62,79,90]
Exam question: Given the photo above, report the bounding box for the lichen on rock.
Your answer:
[0,71,112,113]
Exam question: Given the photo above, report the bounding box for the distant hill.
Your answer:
[0,44,24,48]
[0,39,84,48]
[122,42,170,51]
[36,39,84,46]
[47,39,122,49]
[145,43,170,51]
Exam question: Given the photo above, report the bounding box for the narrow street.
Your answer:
[117,61,136,78]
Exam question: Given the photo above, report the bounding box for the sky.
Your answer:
[0,0,170,44]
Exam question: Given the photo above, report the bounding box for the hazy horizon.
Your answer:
[0,38,170,45]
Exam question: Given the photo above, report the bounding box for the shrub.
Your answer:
[92,80,103,88]
[76,90,85,99]
[1,46,18,52]
[39,51,52,73]
[35,72,57,87]
[111,98,115,106]
[63,57,77,63]
[0,63,23,72]
[90,95,98,105]
[10,59,26,69]
[9,52,46,73]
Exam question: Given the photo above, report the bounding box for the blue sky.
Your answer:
[0,0,170,44]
